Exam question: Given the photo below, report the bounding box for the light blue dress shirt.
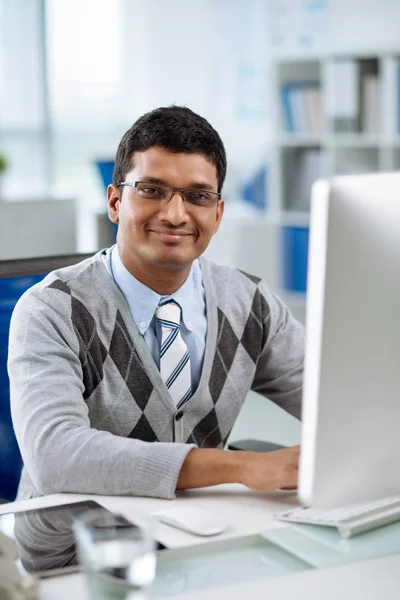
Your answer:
[103,246,207,393]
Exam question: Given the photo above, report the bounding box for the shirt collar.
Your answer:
[159,260,203,332]
[110,246,202,334]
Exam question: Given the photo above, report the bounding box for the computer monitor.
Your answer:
[299,172,400,508]
[0,253,92,501]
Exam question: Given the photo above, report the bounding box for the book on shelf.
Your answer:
[326,59,360,133]
[361,74,380,134]
[282,226,309,294]
[291,85,308,134]
[280,83,322,134]
[326,58,382,135]
[285,148,325,212]
[281,84,294,132]
[305,87,323,135]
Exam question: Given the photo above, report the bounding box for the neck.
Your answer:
[116,247,192,295]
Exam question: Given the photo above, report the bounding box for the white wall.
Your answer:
[124,0,214,122]
[124,0,271,197]
[329,0,400,53]
[268,0,400,56]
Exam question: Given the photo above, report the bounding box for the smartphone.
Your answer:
[0,500,167,578]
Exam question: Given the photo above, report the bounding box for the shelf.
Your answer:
[330,134,384,148]
[281,211,310,227]
[278,134,325,147]
[273,53,324,64]
[278,134,392,148]
[274,50,400,62]
[273,50,400,302]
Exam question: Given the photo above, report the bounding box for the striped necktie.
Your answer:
[155,300,192,408]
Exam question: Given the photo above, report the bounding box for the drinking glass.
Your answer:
[74,508,157,600]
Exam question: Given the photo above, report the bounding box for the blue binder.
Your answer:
[282,226,309,293]
[280,85,295,133]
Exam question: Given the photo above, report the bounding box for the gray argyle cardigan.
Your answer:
[9,251,304,500]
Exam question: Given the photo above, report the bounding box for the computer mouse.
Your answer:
[153,506,227,536]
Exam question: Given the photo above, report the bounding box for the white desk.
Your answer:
[1,485,399,599]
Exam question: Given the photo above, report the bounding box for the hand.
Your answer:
[238,445,300,493]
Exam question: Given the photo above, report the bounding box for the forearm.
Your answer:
[177,445,300,492]
[176,448,246,490]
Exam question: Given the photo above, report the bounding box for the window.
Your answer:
[0,0,49,197]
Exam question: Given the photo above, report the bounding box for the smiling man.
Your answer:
[9,106,304,500]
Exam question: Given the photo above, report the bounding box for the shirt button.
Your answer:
[140,321,147,329]
[175,410,183,421]
[186,320,192,329]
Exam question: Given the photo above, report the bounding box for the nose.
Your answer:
[159,191,190,225]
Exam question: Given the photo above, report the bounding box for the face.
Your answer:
[108,146,224,276]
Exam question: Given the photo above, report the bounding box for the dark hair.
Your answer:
[113,106,227,192]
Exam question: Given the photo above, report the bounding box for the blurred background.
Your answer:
[1,0,400,489]
[1,0,400,325]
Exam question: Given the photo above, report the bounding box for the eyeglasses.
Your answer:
[119,181,221,208]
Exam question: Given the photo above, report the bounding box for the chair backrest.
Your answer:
[0,253,93,501]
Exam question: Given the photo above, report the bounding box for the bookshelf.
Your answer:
[270,51,400,323]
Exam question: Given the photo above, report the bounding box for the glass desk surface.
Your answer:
[1,500,399,598]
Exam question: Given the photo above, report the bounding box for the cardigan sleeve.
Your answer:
[9,285,195,500]
[251,281,304,420]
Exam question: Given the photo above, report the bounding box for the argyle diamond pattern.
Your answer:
[48,279,72,295]
[109,311,153,411]
[209,308,240,404]
[240,288,267,363]
[185,407,223,448]
[129,414,158,442]
[48,279,108,399]
[43,263,277,454]
[238,270,261,285]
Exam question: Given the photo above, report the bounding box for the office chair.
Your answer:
[0,253,92,502]
[227,440,285,452]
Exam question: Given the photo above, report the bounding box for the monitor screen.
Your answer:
[299,173,400,508]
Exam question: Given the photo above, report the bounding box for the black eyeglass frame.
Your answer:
[118,180,221,206]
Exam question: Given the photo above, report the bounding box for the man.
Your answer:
[9,106,304,501]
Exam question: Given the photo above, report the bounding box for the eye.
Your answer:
[137,185,165,199]
[185,191,212,203]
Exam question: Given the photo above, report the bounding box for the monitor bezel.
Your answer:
[0,254,93,278]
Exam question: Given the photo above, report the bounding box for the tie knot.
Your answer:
[155,300,181,328]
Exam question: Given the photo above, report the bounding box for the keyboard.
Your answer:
[275,495,400,538]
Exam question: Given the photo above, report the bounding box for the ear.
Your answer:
[107,184,120,223]
[212,198,224,234]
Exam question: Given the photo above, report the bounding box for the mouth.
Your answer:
[150,230,194,244]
